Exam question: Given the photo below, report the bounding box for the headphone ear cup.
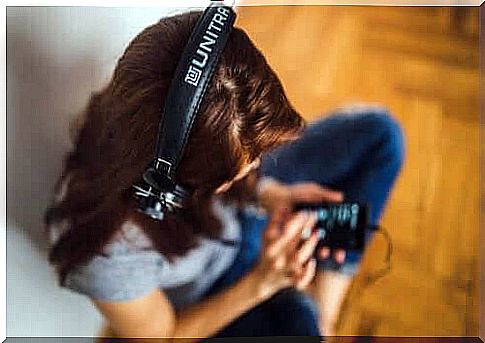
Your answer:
[142,167,175,192]
[137,194,166,221]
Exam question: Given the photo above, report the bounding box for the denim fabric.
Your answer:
[261,107,405,274]
[204,107,405,337]
[206,287,321,338]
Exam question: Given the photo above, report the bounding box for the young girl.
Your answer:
[44,8,404,341]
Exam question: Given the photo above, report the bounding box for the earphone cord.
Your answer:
[215,225,394,284]
[363,225,393,286]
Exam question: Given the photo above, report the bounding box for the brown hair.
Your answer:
[44,10,304,284]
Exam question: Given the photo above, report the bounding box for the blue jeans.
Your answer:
[205,107,405,337]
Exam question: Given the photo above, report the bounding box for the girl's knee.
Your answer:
[345,106,405,172]
[374,112,405,173]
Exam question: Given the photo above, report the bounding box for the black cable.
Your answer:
[363,225,393,286]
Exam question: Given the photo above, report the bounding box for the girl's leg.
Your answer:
[205,105,405,337]
[261,105,405,273]
[206,287,321,338]
[260,105,405,334]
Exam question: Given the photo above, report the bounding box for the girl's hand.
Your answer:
[257,178,343,213]
[257,177,347,264]
[250,208,320,300]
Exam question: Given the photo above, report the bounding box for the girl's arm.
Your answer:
[94,268,267,343]
[93,210,319,342]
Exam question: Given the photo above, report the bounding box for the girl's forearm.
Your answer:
[170,269,268,341]
[115,270,267,343]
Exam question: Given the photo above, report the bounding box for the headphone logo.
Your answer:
[185,65,203,86]
[184,6,232,87]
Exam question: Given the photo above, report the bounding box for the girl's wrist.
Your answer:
[244,267,279,303]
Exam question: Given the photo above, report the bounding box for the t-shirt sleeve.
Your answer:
[63,249,167,302]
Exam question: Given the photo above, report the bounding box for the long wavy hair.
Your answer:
[44,10,305,284]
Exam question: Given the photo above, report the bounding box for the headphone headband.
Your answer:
[155,4,236,178]
[134,3,236,221]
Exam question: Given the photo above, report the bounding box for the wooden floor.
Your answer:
[236,6,480,337]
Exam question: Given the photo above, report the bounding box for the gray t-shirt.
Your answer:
[48,181,242,309]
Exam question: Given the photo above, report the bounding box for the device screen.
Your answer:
[294,202,369,251]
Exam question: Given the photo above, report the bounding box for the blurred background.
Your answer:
[6,5,480,338]
[6,6,191,336]
[234,5,480,337]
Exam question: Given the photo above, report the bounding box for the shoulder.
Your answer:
[63,220,168,302]
[47,172,153,250]
[47,174,168,302]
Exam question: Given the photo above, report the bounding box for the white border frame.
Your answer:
[2,0,482,341]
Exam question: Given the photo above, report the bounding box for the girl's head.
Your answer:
[45,10,305,282]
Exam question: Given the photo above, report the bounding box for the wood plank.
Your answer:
[237,5,479,337]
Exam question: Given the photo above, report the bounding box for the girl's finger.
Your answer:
[295,231,319,266]
[319,247,330,259]
[262,207,288,246]
[291,184,344,203]
[285,212,318,257]
[285,213,318,277]
[334,249,346,264]
[284,211,315,239]
[317,188,344,202]
[266,212,309,257]
[296,258,317,290]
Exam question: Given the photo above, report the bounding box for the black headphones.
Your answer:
[133,3,237,221]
